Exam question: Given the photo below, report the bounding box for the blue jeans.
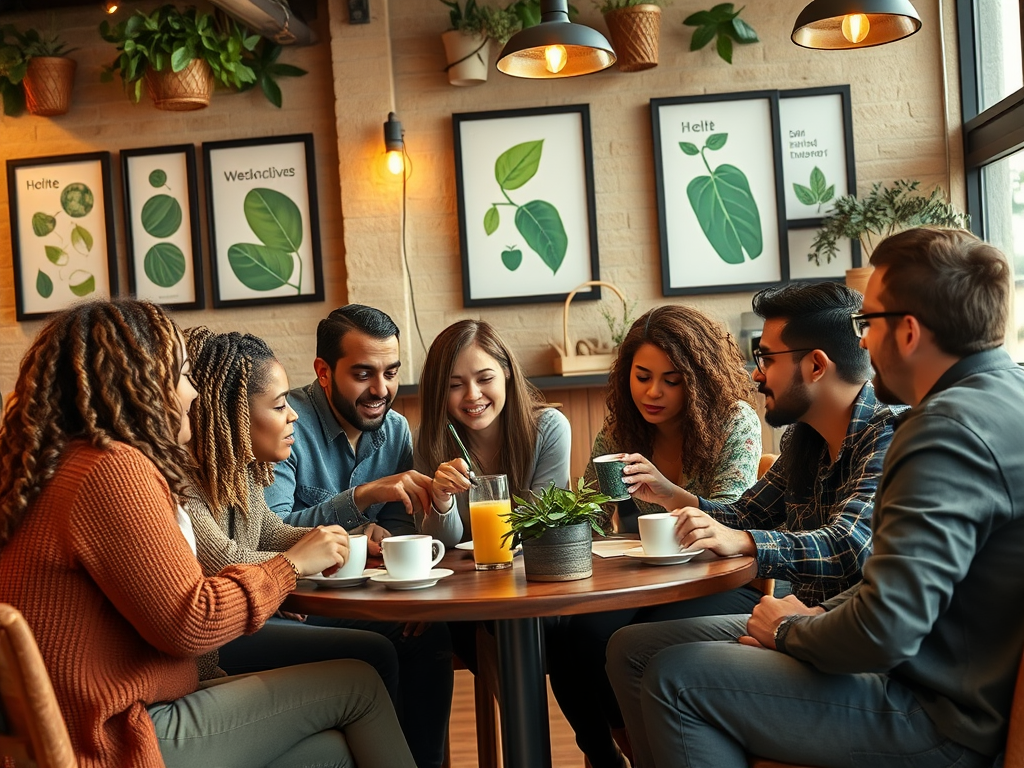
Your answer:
[606,614,995,768]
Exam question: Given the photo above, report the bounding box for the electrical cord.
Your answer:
[399,137,428,354]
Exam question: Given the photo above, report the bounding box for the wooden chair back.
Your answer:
[0,604,76,768]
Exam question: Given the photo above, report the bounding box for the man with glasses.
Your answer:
[611,227,1024,768]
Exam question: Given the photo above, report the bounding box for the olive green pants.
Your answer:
[148,659,415,768]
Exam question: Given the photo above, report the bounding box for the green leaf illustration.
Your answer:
[793,183,817,206]
[822,184,835,202]
[706,133,728,151]
[227,243,296,291]
[36,270,53,298]
[141,194,183,238]
[687,163,763,265]
[495,140,543,191]
[680,142,700,156]
[149,169,167,188]
[144,242,186,287]
[32,212,56,237]
[243,188,303,252]
[484,206,500,236]
[68,269,96,297]
[45,245,68,266]
[501,246,522,271]
[60,183,94,218]
[514,200,568,274]
[71,225,93,255]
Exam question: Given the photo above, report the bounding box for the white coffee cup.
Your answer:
[332,534,367,578]
[381,535,446,580]
[638,513,681,556]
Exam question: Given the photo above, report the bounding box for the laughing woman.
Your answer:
[0,300,413,768]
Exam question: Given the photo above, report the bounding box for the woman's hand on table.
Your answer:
[284,525,350,577]
[429,458,473,514]
[621,453,689,509]
[672,507,755,557]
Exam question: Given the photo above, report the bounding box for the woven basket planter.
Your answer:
[23,57,77,117]
[604,4,661,72]
[145,59,214,111]
[521,522,593,582]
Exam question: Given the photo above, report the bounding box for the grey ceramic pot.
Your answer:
[521,521,593,582]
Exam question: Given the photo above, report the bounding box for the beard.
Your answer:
[330,378,392,433]
[869,334,907,406]
[760,367,812,428]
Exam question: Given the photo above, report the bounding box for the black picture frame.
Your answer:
[121,144,205,310]
[453,104,602,307]
[202,133,324,309]
[651,91,788,296]
[6,151,118,321]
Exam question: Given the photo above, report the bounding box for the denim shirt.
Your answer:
[263,381,417,534]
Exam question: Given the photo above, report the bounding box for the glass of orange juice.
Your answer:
[469,474,514,570]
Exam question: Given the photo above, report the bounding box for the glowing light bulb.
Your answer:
[841,13,870,44]
[105,0,118,12]
[544,45,567,74]
[386,150,404,176]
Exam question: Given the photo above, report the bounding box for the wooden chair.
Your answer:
[748,454,780,598]
[0,603,76,768]
[443,625,501,768]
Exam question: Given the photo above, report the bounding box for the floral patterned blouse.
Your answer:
[584,401,762,531]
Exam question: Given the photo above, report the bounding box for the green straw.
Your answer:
[447,422,479,486]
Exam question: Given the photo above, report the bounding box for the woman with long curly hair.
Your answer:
[414,319,571,546]
[0,299,413,768]
[184,326,453,768]
[548,305,762,768]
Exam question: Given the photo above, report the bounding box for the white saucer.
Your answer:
[455,541,522,552]
[623,546,705,566]
[369,568,454,590]
[304,569,376,589]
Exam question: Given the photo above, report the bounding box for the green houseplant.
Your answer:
[683,3,759,64]
[503,479,610,582]
[0,24,78,117]
[596,0,671,72]
[100,5,304,110]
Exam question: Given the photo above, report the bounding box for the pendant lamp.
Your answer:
[497,0,616,79]
[791,0,922,50]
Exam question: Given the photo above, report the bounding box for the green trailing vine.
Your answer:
[683,3,758,64]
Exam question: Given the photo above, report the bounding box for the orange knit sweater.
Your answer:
[0,441,296,768]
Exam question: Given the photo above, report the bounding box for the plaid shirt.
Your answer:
[700,383,902,605]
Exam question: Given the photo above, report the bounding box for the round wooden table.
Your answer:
[285,548,756,768]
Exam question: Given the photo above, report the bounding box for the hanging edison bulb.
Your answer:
[385,149,404,176]
[841,13,870,44]
[544,44,568,74]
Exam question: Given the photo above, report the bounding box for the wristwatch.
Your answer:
[773,616,794,648]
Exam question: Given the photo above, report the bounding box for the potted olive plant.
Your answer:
[0,24,78,117]
[503,479,610,582]
[809,180,970,293]
[597,0,670,72]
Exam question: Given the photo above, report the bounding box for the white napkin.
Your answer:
[592,539,640,558]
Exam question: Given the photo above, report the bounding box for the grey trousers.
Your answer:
[605,614,994,768]
[148,659,416,768]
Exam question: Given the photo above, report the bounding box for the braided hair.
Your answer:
[0,299,193,546]
[184,327,278,520]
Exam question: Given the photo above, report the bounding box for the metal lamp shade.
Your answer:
[497,1,616,79]
[791,0,922,50]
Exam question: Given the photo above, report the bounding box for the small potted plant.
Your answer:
[596,0,670,72]
[809,180,970,293]
[503,478,610,582]
[0,24,78,117]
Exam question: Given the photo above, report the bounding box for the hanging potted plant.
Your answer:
[503,479,610,582]
[597,0,669,72]
[808,180,970,293]
[0,25,78,117]
[100,5,258,111]
[682,3,759,65]
[440,0,500,86]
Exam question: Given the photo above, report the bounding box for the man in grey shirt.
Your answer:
[607,227,1024,768]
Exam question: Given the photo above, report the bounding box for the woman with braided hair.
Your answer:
[182,326,398,691]
[0,299,414,768]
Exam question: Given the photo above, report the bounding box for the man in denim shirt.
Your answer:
[265,304,433,554]
[264,304,450,768]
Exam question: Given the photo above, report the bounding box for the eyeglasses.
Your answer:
[850,311,911,338]
[752,348,814,374]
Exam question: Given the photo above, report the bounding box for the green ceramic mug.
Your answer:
[593,453,630,501]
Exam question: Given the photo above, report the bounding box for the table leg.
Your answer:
[495,617,552,768]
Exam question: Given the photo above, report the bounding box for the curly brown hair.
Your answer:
[0,299,194,546]
[606,306,756,479]
[184,327,277,520]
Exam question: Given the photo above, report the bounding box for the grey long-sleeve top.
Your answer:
[778,349,1024,757]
